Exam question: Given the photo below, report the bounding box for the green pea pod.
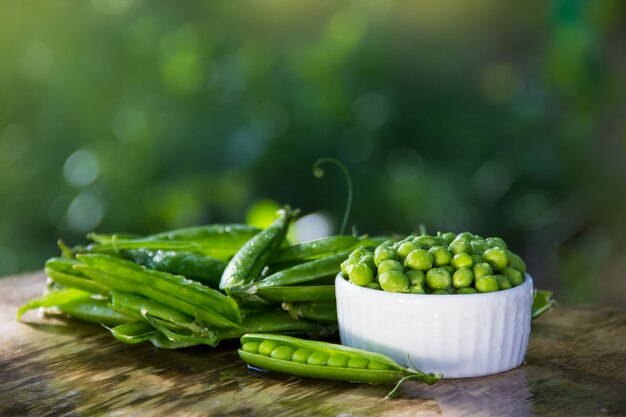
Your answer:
[45,257,89,277]
[16,288,92,320]
[148,224,260,260]
[87,232,141,244]
[255,251,350,289]
[220,207,296,293]
[107,321,159,344]
[532,289,556,320]
[56,297,133,326]
[45,268,108,295]
[255,286,336,303]
[147,223,260,243]
[149,333,199,349]
[216,310,336,341]
[238,334,441,396]
[77,254,241,323]
[121,249,226,288]
[270,236,361,264]
[109,291,194,324]
[84,240,204,255]
[143,312,219,347]
[282,302,338,323]
[74,264,240,329]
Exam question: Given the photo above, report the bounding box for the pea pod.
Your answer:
[282,302,338,323]
[57,297,133,326]
[16,288,92,320]
[220,207,296,293]
[143,312,219,347]
[83,224,260,261]
[270,236,361,264]
[147,223,260,243]
[107,321,158,344]
[149,224,261,260]
[255,251,350,289]
[532,289,555,320]
[238,334,441,396]
[121,249,227,288]
[74,264,240,328]
[255,286,336,303]
[77,254,241,323]
[45,268,108,295]
[87,232,141,244]
[216,310,336,341]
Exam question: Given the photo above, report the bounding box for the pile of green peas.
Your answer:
[341,232,527,294]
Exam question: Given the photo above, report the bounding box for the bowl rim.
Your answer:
[335,272,533,301]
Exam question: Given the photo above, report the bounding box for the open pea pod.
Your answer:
[238,333,440,397]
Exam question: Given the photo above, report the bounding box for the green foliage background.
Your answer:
[1,0,625,305]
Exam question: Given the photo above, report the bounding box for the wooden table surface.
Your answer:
[1,272,625,417]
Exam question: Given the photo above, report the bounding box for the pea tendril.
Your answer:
[312,157,353,235]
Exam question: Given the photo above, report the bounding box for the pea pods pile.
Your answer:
[341,232,528,294]
[18,206,370,348]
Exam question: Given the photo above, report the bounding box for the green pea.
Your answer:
[470,240,489,255]
[397,242,419,260]
[292,348,314,363]
[452,267,473,288]
[440,232,457,244]
[347,357,370,369]
[242,341,260,353]
[486,237,508,249]
[473,262,493,281]
[378,259,404,274]
[405,249,433,271]
[507,251,527,274]
[349,247,370,261]
[365,282,382,290]
[340,259,355,277]
[456,287,478,294]
[349,263,374,286]
[475,275,499,293]
[425,267,452,290]
[271,345,295,361]
[406,269,425,287]
[451,253,473,270]
[483,248,509,272]
[432,289,451,295]
[379,270,409,293]
[409,284,426,294]
[429,246,452,266]
[503,267,524,286]
[307,351,330,366]
[361,253,376,272]
[497,275,512,290]
[416,235,436,249]
[327,354,350,367]
[441,265,455,276]
[374,246,397,267]
[449,239,472,256]
[368,361,393,370]
[259,340,281,356]
[455,232,474,242]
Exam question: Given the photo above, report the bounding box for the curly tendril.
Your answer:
[312,157,353,235]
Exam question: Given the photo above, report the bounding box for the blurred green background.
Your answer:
[0,0,625,305]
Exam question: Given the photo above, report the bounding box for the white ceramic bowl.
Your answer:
[335,273,533,378]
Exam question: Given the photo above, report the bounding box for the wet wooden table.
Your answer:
[1,272,625,417]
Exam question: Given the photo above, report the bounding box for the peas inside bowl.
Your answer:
[336,232,534,378]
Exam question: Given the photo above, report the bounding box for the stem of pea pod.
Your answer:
[312,157,353,236]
